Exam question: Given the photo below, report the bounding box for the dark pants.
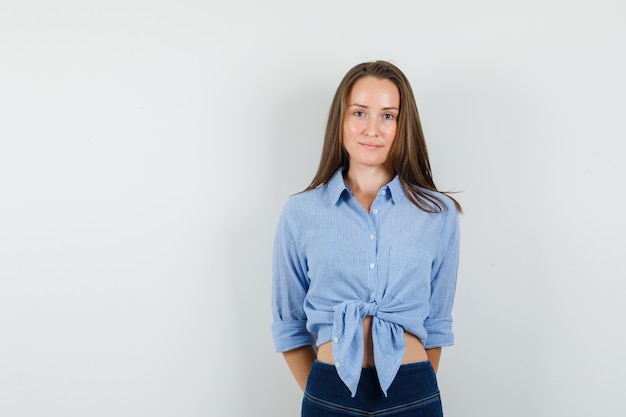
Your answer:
[302,361,443,417]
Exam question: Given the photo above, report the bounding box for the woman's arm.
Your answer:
[426,347,441,373]
[282,345,317,391]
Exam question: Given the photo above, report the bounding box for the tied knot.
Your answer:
[366,301,378,317]
[331,300,405,397]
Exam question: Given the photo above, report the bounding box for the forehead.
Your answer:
[347,76,400,106]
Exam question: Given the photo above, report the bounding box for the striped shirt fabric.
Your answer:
[271,169,460,397]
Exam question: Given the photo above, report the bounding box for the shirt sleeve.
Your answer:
[271,199,315,352]
[423,201,460,349]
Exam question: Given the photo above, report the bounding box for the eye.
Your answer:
[383,113,395,120]
[353,110,365,117]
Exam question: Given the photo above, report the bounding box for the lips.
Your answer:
[359,141,383,150]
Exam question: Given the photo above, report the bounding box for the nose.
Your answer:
[363,118,379,137]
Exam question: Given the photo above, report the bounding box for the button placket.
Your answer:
[369,191,387,305]
[366,194,383,311]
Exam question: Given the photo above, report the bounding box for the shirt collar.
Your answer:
[386,175,405,204]
[326,168,406,205]
[327,169,349,205]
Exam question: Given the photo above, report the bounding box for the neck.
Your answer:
[344,164,394,196]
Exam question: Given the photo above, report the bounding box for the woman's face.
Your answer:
[342,76,400,172]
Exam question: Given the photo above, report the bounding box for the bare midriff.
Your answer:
[316,316,429,366]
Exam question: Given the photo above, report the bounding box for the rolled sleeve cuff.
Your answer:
[423,317,454,349]
[272,320,315,352]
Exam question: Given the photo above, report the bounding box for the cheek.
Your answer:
[343,120,360,137]
[382,122,397,137]
[341,125,349,144]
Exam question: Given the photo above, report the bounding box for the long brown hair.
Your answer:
[305,60,461,214]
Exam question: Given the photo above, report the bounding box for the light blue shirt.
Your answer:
[271,169,460,397]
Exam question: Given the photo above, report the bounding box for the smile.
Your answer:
[360,142,383,150]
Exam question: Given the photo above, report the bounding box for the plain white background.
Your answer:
[1,1,625,416]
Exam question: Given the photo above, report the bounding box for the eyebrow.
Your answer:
[348,103,399,111]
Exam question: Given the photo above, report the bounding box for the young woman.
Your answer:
[271,60,461,417]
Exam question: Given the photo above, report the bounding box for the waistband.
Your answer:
[305,360,441,414]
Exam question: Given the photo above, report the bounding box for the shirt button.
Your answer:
[370,292,376,300]
[333,337,339,343]
[335,363,341,368]
[369,263,375,269]
[381,190,387,195]
[372,209,379,214]
[369,234,375,240]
